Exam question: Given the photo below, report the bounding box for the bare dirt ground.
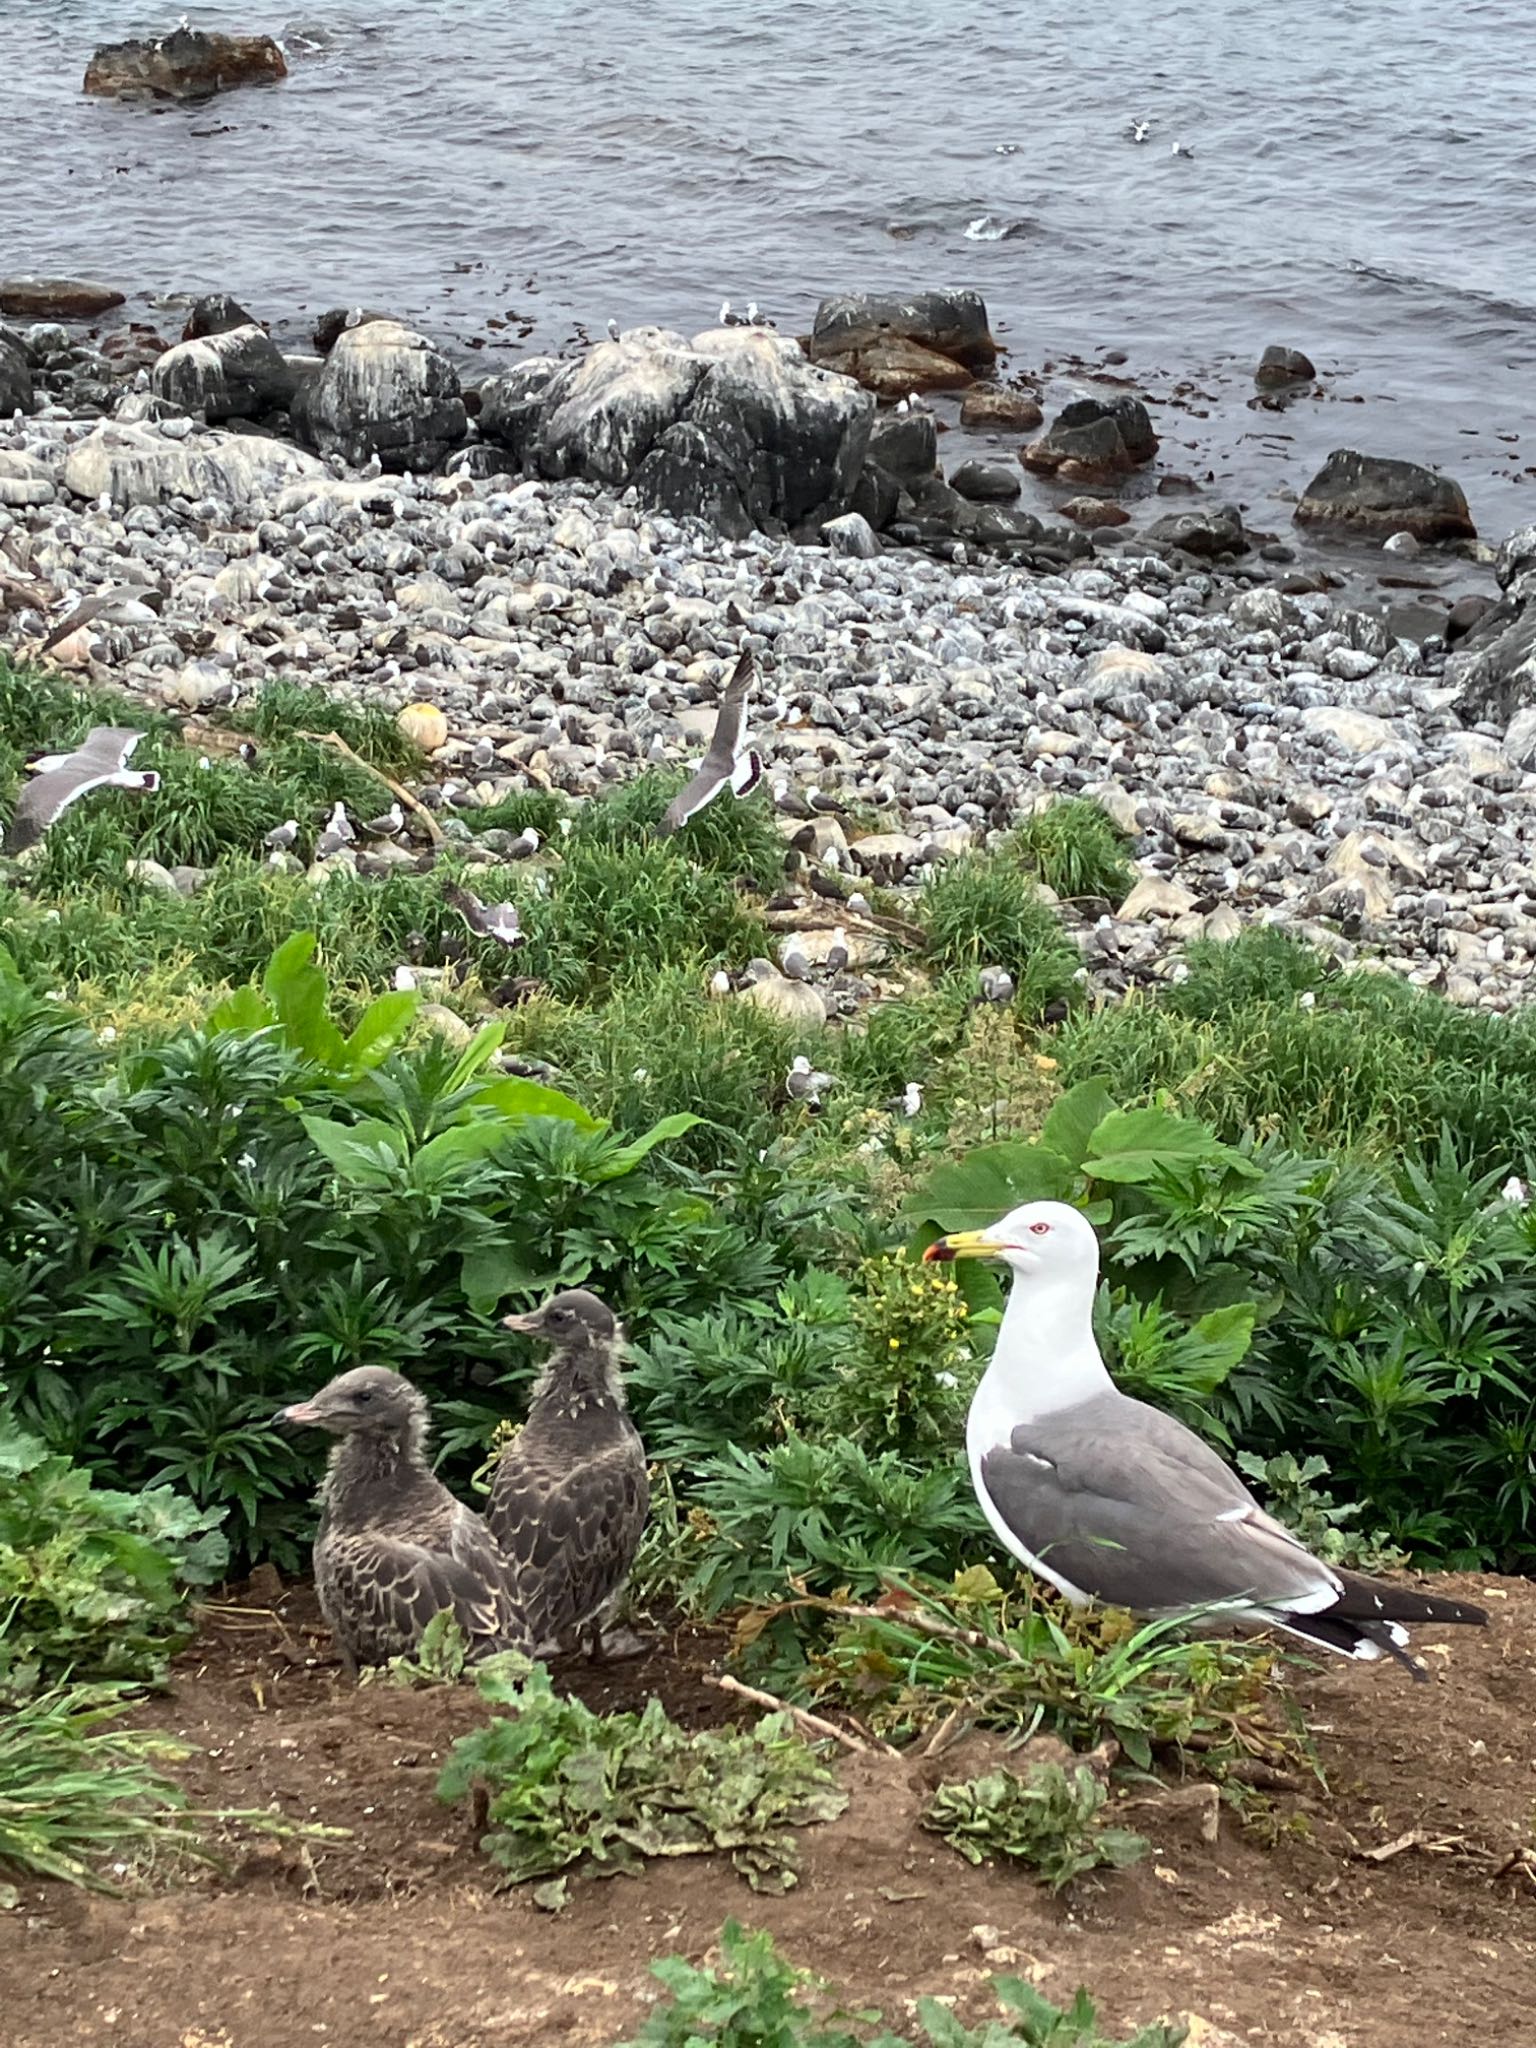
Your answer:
[2,1575,1533,2048]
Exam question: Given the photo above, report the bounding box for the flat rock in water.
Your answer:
[1061,496,1130,528]
[1144,503,1248,557]
[959,385,1043,431]
[0,277,125,320]
[1023,396,1158,481]
[1254,344,1317,388]
[84,29,287,100]
[1294,448,1475,542]
[809,289,998,378]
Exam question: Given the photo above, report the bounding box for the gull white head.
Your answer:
[924,1199,1099,1285]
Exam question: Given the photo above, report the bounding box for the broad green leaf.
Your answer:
[1180,1301,1259,1384]
[1038,1078,1119,1170]
[300,1114,406,1185]
[343,989,420,1071]
[906,1142,1075,1234]
[262,933,348,1070]
[205,985,273,1036]
[476,1076,600,1130]
[1083,1107,1258,1185]
[594,1112,704,1180]
[461,1243,549,1314]
[444,1020,507,1094]
[411,1120,516,1190]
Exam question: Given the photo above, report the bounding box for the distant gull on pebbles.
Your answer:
[445,884,523,947]
[925,1201,1488,1674]
[275,1366,529,1675]
[3,727,159,854]
[656,648,763,834]
[489,1289,650,1659]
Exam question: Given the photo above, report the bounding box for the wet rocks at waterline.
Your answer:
[83,28,288,102]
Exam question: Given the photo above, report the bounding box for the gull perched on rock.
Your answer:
[656,649,763,834]
[275,1366,529,1675]
[445,884,523,947]
[263,818,298,853]
[824,927,850,975]
[506,826,541,860]
[38,582,159,656]
[489,1289,650,1659]
[3,727,159,854]
[925,1202,1488,1674]
[360,801,404,838]
[779,934,811,981]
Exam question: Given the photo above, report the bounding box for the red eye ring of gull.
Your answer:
[1029,1221,1051,1236]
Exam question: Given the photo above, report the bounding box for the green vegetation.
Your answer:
[614,1922,1187,2048]
[919,854,1079,1013]
[438,1656,847,1891]
[0,1418,226,1702]
[1010,798,1134,903]
[923,1761,1149,1890]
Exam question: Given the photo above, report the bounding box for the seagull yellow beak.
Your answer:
[923,1230,1005,1264]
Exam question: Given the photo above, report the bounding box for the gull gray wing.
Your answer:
[326,1527,526,1665]
[659,650,755,833]
[977,1390,1338,1616]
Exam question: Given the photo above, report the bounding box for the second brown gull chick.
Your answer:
[489,1289,650,1658]
[277,1365,529,1675]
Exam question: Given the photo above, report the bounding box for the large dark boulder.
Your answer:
[293,318,467,471]
[1447,524,1536,726]
[1023,395,1158,481]
[0,325,33,415]
[480,327,872,539]
[1294,449,1475,542]
[84,29,287,101]
[809,290,997,395]
[151,323,295,422]
[182,293,259,341]
[866,409,938,483]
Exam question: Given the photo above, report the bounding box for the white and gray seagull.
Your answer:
[925,1200,1487,1676]
[4,727,160,853]
[445,884,523,947]
[656,648,763,835]
[38,583,159,656]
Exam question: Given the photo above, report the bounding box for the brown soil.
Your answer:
[2,1576,1533,2048]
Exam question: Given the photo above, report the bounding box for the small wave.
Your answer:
[964,214,1031,242]
[1349,260,1536,326]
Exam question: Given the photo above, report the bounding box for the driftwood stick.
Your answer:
[299,728,444,845]
[703,1671,874,1755]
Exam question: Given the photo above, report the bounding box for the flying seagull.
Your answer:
[656,649,763,835]
[275,1366,530,1675]
[445,884,523,947]
[489,1289,650,1658]
[3,727,159,853]
[38,583,159,655]
[924,1202,1487,1675]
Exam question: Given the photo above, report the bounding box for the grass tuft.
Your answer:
[1009,797,1134,902]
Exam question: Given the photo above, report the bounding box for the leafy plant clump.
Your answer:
[615,1921,1188,2048]
[815,1254,974,1459]
[923,1761,1149,1891]
[438,1657,848,1892]
[0,1677,203,1892]
[918,854,1079,1014]
[0,1420,228,1703]
[1009,800,1133,904]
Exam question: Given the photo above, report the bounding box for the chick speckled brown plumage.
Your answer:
[488,1289,649,1656]
[277,1365,528,1675]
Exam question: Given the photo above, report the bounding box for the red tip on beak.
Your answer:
[923,1240,954,1264]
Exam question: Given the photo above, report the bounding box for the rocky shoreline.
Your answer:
[4,280,1536,1015]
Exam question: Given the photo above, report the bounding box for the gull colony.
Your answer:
[2,655,1492,1683]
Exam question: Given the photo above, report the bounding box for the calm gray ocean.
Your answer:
[3,0,1535,536]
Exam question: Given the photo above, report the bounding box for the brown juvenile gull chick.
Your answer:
[276,1365,528,1675]
[489,1289,650,1658]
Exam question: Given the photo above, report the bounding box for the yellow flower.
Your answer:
[889,1337,900,1350]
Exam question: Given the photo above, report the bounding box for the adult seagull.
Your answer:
[656,648,763,834]
[4,727,159,853]
[925,1200,1486,1675]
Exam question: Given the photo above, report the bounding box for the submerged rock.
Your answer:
[83,28,287,101]
[1295,449,1475,542]
[959,385,1043,431]
[295,318,467,471]
[1254,344,1317,388]
[1144,503,1248,558]
[0,277,126,320]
